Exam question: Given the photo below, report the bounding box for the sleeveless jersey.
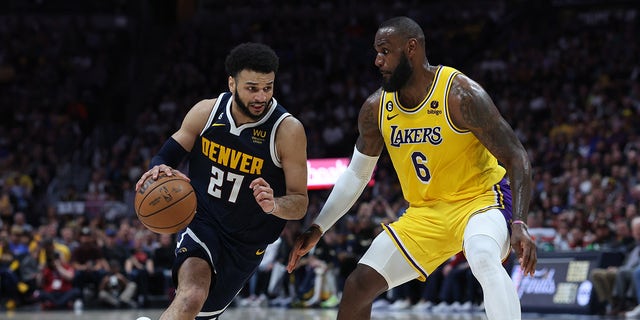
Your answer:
[188,92,289,247]
[378,66,506,207]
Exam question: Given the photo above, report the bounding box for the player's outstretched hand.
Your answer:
[287,225,322,273]
[511,224,537,276]
[135,165,190,192]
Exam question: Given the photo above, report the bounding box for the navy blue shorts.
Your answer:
[173,223,265,319]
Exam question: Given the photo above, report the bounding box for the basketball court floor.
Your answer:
[1,307,619,320]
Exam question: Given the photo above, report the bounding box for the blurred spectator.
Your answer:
[152,233,175,299]
[37,236,71,267]
[590,216,640,315]
[0,186,13,224]
[124,233,154,307]
[35,249,81,310]
[10,226,39,304]
[588,217,620,251]
[71,226,110,301]
[58,226,79,253]
[101,227,128,269]
[0,229,22,310]
[552,217,572,251]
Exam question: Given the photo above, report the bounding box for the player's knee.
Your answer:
[465,235,501,277]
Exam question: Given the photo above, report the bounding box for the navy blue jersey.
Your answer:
[187,92,289,247]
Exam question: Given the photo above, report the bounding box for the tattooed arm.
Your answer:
[355,89,386,157]
[447,74,536,276]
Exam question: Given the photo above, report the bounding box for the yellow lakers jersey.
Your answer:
[378,66,506,207]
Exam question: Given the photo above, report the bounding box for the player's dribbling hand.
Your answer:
[135,165,190,192]
[286,225,322,273]
[511,224,537,277]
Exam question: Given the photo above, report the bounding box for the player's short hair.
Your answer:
[379,16,425,48]
[225,42,279,77]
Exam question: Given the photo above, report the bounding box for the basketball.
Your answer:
[134,174,197,234]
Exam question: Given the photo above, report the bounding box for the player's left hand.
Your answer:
[511,224,537,276]
[250,178,276,214]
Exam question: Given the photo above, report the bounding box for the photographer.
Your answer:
[35,249,81,310]
[98,259,137,308]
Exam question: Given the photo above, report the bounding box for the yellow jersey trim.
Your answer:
[443,71,468,133]
[395,65,442,113]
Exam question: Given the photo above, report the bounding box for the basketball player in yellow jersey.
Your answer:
[288,16,537,320]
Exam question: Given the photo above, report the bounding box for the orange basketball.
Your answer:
[134,174,196,234]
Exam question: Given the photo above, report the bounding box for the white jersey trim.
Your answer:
[227,97,279,136]
[200,93,227,137]
[270,113,290,168]
[176,228,216,274]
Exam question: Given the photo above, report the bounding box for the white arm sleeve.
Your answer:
[314,147,379,233]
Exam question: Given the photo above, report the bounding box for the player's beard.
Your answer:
[382,53,412,92]
[234,88,267,120]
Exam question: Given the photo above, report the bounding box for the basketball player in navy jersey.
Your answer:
[135,43,308,319]
[288,17,536,319]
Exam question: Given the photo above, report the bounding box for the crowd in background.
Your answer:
[0,0,639,314]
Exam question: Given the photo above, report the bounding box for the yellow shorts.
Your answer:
[383,180,510,281]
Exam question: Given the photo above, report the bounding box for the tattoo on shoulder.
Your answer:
[359,93,382,133]
[452,79,494,130]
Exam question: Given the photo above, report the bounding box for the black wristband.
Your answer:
[150,137,188,169]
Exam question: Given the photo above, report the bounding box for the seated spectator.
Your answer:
[101,227,128,269]
[35,250,81,310]
[152,233,175,299]
[38,236,71,268]
[587,217,621,251]
[590,216,640,315]
[0,229,23,310]
[552,217,572,251]
[627,265,640,318]
[71,226,110,302]
[4,225,39,307]
[124,234,154,307]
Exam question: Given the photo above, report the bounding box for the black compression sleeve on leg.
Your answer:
[149,137,188,169]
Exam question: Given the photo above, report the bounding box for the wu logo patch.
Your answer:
[251,129,267,144]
